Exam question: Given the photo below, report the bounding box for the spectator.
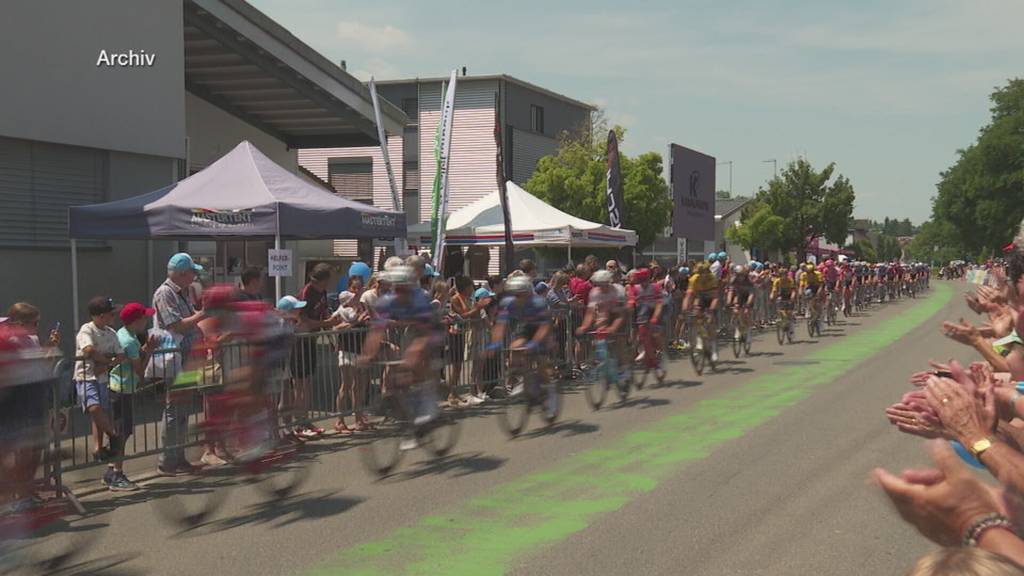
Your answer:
[519,259,537,282]
[73,296,126,464]
[0,302,59,511]
[905,548,1024,576]
[360,274,386,318]
[153,252,207,476]
[107,302,159,491]
[238,266,265,302]
[330,277,371,434]
[451,275,487,404]
[570,264,593,307]
[289,263,338,440]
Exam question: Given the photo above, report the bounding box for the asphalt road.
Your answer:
[13,282,968,576]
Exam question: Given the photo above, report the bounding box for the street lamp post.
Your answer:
[763,159,777,179]
[717,161,733,196]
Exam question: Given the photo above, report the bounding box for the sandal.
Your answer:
[353,421,374,432]
[333,422,354,435]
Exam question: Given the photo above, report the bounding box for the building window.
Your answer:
[0,136,106,247]
[401,98,418,121]
[530,105,544,134]
[328,157,373,204]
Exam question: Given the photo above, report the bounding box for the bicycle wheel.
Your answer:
[731,316,742,358]
[360,395,404,477]
[776,321,785,345]
[423,412,461,457]
[583,360,609,410]
[743,322,753,355]
[497,372,531,436]
[689,328,705,376]
[540,378,562,425]
[151,422,231,528]
[252,447,311,499]
[807,315,816,338]
[616,365,631,402]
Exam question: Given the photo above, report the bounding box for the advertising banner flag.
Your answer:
[494,93,515,273]
[606,130,626,229]
[430,70,458,270]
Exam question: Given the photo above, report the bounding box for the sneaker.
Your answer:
[399,437,419,451]
[296,427,320,440]
[200,452,229,467]
[710,350,719,363]
[109,473,139,492]
[101,468,117,487]
[695,338,704,351]
[509,383,525,397]
[635,351,645,363]
[413,412,437,427]
[464,394,484,406]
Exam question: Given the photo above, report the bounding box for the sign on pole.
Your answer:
[676,237,688,264]
[268,249,292,277]
[669,144,716,243]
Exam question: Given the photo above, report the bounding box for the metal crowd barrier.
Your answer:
[37,297,705,484]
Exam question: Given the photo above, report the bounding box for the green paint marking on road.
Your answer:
[309,283,954,576]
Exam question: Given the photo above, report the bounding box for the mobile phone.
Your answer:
[934,370,954,379]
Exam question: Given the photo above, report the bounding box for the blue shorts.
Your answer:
[75,379,109,412]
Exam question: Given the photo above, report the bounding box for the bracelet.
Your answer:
[962,513,1015,547]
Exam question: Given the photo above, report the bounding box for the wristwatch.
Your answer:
[970,438,994,457]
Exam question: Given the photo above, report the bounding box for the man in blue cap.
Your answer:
[152,252,208,476]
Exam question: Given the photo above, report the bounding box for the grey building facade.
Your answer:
[0,0,405,342]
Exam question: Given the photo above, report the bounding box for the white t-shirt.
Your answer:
[587,285,626,330]
[74,321,124,382]
[360,289,381,312]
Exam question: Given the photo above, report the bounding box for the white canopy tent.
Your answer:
[409,182,636,263]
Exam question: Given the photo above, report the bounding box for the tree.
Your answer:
[729,158,855,258]
[907,219,963,264]
[525,119,672,249]
[716,190,731,199]
[848,239,877,262]
[876,235,902,261]
[929,78,1024,255]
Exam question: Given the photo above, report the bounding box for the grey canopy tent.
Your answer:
[68,140,405,322]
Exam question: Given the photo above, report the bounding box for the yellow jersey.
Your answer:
[772,276,796,295]
[688,272,719,294]
[801,270,823,288]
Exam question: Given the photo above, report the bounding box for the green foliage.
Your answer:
[848,239,877,262]
[525,121,672,249]
[929,78,1024,255]
[732,158,855,257]
[716,190,731,199]
[876,235,903,261]
[907,220,962,263]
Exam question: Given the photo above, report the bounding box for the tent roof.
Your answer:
[69,141,404,240]
[409,182,636,247]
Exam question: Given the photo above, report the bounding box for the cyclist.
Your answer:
[822,259,840,315]
[672,266,692,350]
[577,269,629,386]
[838,259,855,316]
[770,267,797,339]
[491,275,557,414]
[630,268,666,373]
[683,261,721,362]
[800,263,825,332]
[727,265,755,340]
[358,266,444,447]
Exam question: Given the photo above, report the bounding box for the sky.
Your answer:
[250,0,1022,224]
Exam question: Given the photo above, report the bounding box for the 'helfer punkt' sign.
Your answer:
[670,144,716,242]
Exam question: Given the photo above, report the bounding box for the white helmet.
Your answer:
[382,265,416,287]
[591,269,614,285]
[504,275,533,294]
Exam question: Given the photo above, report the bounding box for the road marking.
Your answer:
[309,283,953,576]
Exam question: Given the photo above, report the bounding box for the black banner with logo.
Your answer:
[606,130,626,229]
[494,93,515,274]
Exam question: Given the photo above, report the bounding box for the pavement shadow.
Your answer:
[523,418,600,438]
[183,489,363,535]
[616,396,671,410]
[747,351,784,357]
[388,451,507,481]
[42,551,144,576]
[654,379,703,389]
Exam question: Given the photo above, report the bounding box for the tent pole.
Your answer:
[71,239,80,330]
[274,233,282,301]
[567,243,572,267]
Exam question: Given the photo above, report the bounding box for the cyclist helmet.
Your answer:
[634,268,651,283]
[706,252,717,262]
[383,265,417,287]
[591,269,614,286]
[717,252,728,261]
[678,266,690,275]
[504,274,533,295]
[805,263,816,272]
[695,262,710,274]
[825,259,834,267]
[733,264,745,274]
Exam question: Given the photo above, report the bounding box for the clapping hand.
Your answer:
[873,440,1003,547]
